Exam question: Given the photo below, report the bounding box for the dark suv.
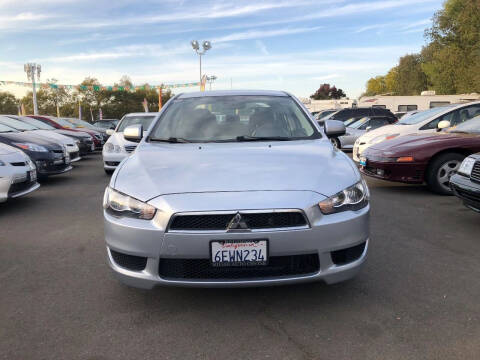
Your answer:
[321,107,396,123]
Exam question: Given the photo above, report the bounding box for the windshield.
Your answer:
[349,117,370,129]
[344,117,362,127]
[94,121,115,129]
[0,116,39,131]
[0,123,19,133]
[448,116,480,133]
[398,106,452,125]
[149,95,318,143]
[66,118,96,129]
[53,117,76,128]
[117,115,156,132]
[21,117,56,130]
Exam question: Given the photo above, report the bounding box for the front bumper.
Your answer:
[450,174,480,212]
[360,159,426,184]
[102,151,128,170]
[104,190,370,288]
[0,168,39,203]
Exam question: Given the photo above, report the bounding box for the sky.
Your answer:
[0,0,444,100]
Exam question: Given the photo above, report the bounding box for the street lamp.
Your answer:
[190,40,212,87]
[24,63,41,115]
[206,75,217,91]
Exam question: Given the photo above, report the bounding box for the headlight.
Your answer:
[103,187,156,220]
[104,143,114,152]
[13,143,48,152]
[458,156,476,176]
[319,180,369,215]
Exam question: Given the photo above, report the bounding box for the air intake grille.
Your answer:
[110,249,147,271]
[169,211,308,231]
[158,254,319,280]
[124,145,137,153]
[10,162,27,166]
[471,161,480,183]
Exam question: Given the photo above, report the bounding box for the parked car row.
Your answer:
[0,114,108,204]
[329,101,480,212]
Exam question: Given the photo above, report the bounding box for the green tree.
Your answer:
[364,76,387,96]
[0,91,19,114]
[310,84,347,100]
[21,79,74,116]
[396,54,428,95]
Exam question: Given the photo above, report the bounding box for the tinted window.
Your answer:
[149,96,318,142]
[21,117,55,130]
[368,118,390,129]
[399,106,453,125]
[0,123,18,133]
[398,105,418,112]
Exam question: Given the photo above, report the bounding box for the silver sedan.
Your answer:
[103,90,370,288]
[331,116,397,150]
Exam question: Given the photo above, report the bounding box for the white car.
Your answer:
[0,116,81,162]
[0,143,39,203]
[353,101,480,162]
[102,113,159,174]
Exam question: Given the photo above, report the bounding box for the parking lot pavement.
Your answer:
[1,154,479,360]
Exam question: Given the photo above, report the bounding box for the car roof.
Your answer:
[177,90,289,99]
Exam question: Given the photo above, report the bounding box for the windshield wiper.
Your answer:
[236,135,292,142]
[149,137,191,143]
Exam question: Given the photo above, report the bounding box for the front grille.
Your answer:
[158,254,319,280]
[105,161,120,166]
[471,161,480,183]
[8,177,35,197]
[124,145,137,153]
[10,162,27,166]
[52,150,64,154]
[69,151,79,159]
[453,186,480,203]
[110,250,147,271]
[169,211,308,231]
[331,242,366,266]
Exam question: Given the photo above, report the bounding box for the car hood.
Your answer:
[54,129,91,139]
[24,130,74,145]
[113,139,360,202]
[356,124,416,144]
[367,132,480,154]
[0,142,22,156]
[0,132,63,150]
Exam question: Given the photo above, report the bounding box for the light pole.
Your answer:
[206,75,217,91]
[24,63,41,115]
[190,40,212,87]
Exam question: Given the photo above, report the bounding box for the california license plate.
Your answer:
[211,240,268,267]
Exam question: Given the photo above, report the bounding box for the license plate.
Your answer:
[359,157,367,166]
[91,143,95,151]
[211,240,268,267]
[30,170,37,182]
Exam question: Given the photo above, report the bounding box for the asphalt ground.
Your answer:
[1,154,479,360]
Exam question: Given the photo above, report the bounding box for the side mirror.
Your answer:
[324,120,346,138]
[123,124,143,142]
[437,120,451,131]
[106,129,114,136]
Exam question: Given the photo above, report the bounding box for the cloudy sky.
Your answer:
[0,0,443,99]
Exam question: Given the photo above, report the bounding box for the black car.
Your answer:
[450,153,480,212]
[93,119,119,130]
[321,107,396,123]
[0,123,72,178]
[16,116,94,156]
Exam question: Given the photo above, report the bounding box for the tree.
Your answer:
[0,91,18,114]
[396,54,429,95]
[310,84,347,100]
[364,76,387,96]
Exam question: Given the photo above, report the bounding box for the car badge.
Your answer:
[226,212,250,232]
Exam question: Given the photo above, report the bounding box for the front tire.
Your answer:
[426,153,465,195]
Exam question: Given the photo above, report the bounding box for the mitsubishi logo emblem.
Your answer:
[226,212,250,232]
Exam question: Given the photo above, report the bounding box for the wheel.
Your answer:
[426,153,465,195]
[104,169,114,175]
[330,137,341,149]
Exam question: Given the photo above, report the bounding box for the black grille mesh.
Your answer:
[331,242,366,266]
[8,179,35,196]
[169,212,307,231]
[471,161,480,183]
[158,254,319,280]
[110,250,147,271]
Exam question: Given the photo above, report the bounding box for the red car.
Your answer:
[360,116,480,194]
[28,115,104,150]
